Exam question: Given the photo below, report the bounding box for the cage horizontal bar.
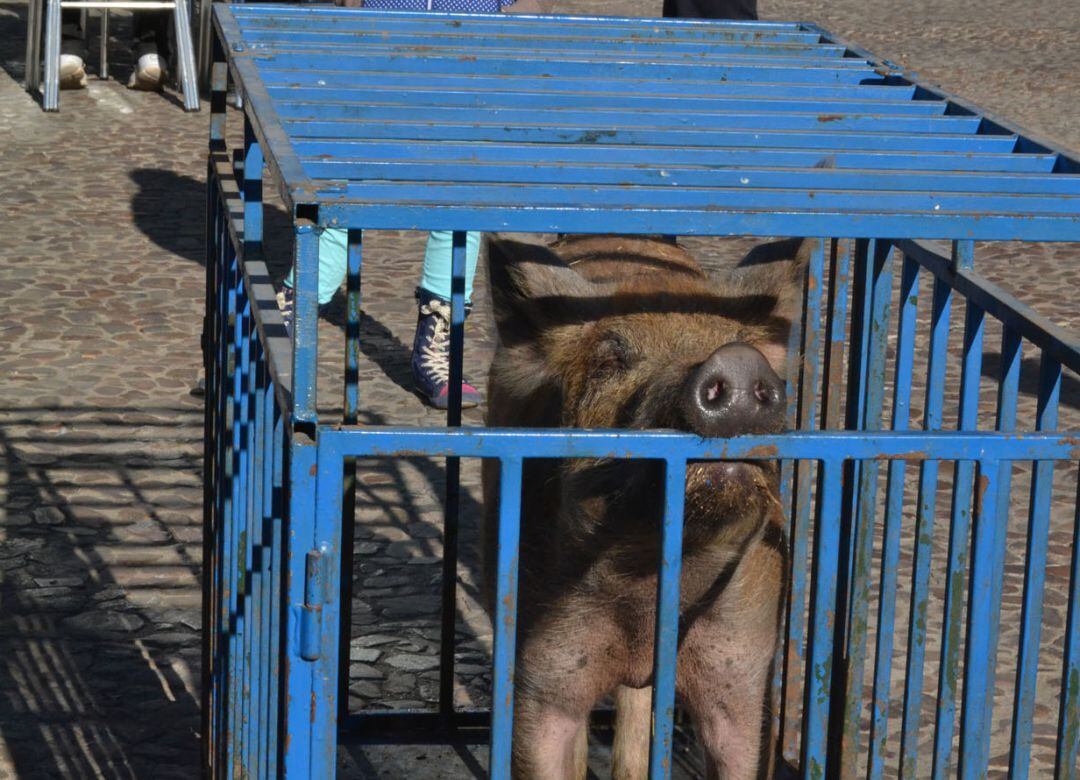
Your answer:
[311,203,1080,240]
[247,41,860,67]
[268,86,948,116]
[291,139,1055,173]
[284,122,1016,153]
[300,161,1079,196]
[275,103,981,134]
[316,427,1079,462]
[247,51,880,84]
[315,180,1079,216]
[240,28,848,56]
[263,70,921,101]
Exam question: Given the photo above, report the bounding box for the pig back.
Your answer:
[550,235,705,284]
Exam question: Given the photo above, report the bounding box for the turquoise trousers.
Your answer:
[285,229,481,305]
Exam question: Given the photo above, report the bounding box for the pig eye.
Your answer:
[592,333,634,377]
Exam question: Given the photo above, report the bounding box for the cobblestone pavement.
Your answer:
[0,0,1077,777]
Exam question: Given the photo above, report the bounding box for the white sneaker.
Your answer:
[58,53,87,89]
[128,53,165,91]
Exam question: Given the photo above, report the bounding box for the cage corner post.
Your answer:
[281,216,343,777]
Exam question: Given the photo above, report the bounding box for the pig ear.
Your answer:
[734,237,820,376]
[485,236,602,340]
[734,237,816,317]
[775,237,817,317]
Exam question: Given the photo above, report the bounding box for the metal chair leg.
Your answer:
[25,0,42,92]
[99,8,108,79]
[197,0,213,91]
[173,0,200,110]
[43,0,61,110]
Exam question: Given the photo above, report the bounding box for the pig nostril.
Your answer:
[754,381,772,404]
[705,379,726,404]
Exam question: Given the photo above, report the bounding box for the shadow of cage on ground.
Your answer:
[0,399,500,778]
[0,405,204,780]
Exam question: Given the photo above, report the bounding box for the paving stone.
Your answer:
[350,662,386,681]
[0,513,32,527]
[405,522,442,540]
[62,611,144,635]
[453,664,488,676]
[0,537,45,559]
[31,575,86,588]
[90,584,128,603]
[384,675,419,695]
[31,507,65,525]
[352,634,400,648]
[384,540,444,559]
[385,654,441,672]
[349,681,383,699]
[378,595,441,619]
[13,586,87,613]
[141,631,199,647]
[157,609,203,631]
[380,700,426,710]
[351,648,383,664]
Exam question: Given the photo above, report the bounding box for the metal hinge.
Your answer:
[300,548,327,661]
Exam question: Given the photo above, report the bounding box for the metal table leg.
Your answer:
[99,8,108,79]
[197,0,213,91]
[42,0,61,110]
[173,0,200,110]
[25,0,42,91]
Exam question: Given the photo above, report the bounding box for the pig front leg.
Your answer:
[678,542,784,780]
[511,604,623,779]
[687,672,773,780]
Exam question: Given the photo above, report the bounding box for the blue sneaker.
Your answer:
[411,288,481,410]
[276,286,294,333]
[276,285,330,336]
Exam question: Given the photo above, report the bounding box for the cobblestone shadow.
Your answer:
[130,169,207,267]
[0,406,203,779]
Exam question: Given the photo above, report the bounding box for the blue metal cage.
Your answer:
[202,5,1080,778]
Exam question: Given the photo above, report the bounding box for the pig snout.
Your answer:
[682,342,785,438]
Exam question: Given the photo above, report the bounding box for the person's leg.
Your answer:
[418,230,482,304]
[129,10,171,89]
[411,230,483,409]
[277,227,348,331]
[662,0,755,20]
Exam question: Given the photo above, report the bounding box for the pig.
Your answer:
[481,233,811,780]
